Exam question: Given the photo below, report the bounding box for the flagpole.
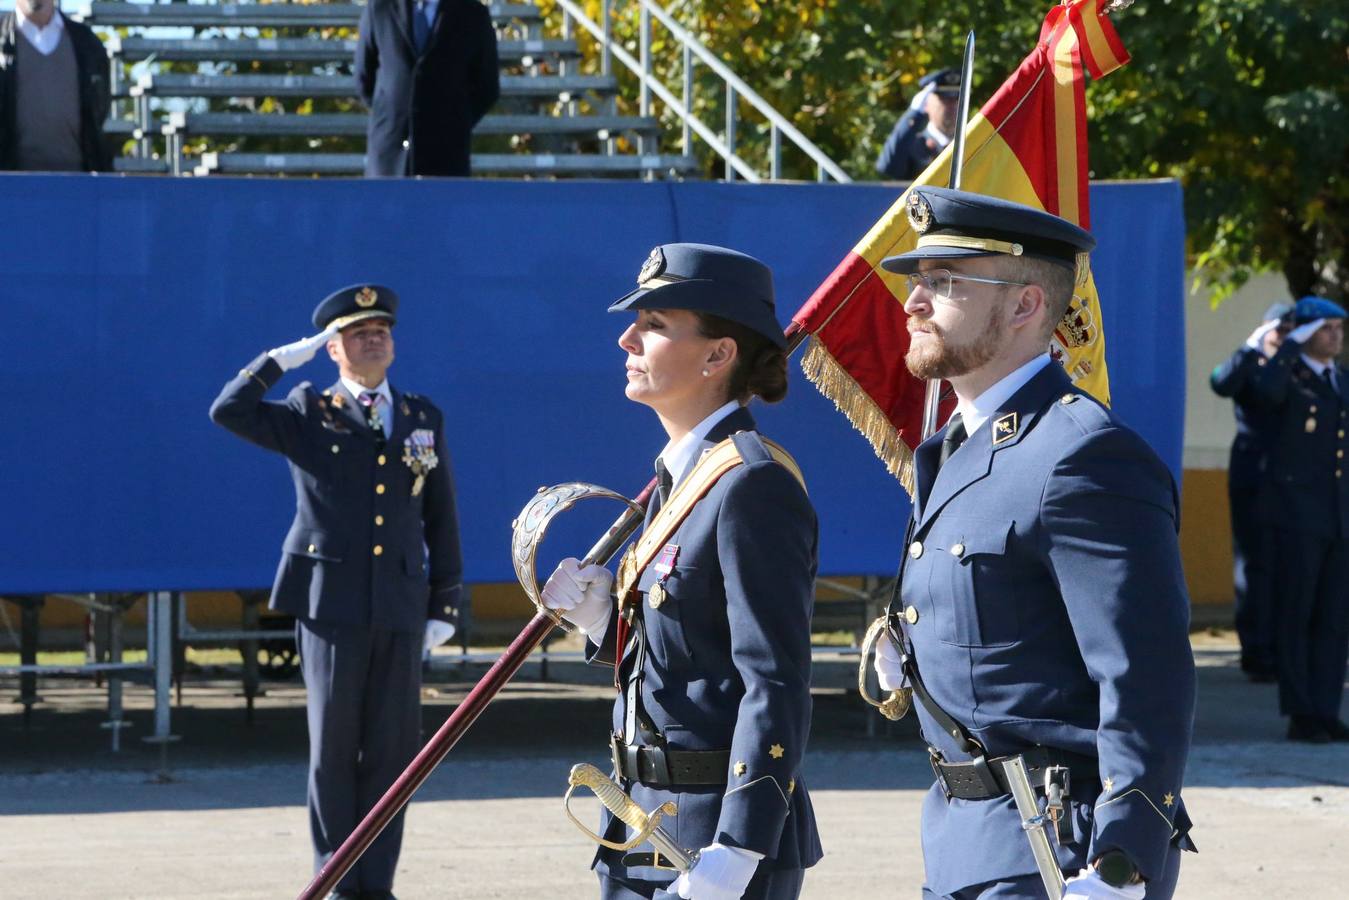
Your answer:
[921,30,976,441]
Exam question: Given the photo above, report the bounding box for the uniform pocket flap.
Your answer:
[949,522,1011,563]
[283,531,346,562]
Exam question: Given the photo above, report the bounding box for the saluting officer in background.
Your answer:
[1248,295,1349,744]
[541,244,822,900]
[210,285,463,900]
[876,68,961,182]
[1209,302,1295,682]
[873,187,1196,899]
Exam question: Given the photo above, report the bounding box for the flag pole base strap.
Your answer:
[510,482,644,628]
[859,616,913,721]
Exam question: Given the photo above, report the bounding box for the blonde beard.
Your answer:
[905,308,1007,381]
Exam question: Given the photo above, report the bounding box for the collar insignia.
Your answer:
[355,286,378,308]
[992,412,1019,445]
[638,247,666,285]
[906,192,934,234]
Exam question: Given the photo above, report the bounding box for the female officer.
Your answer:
[542,243,822,900]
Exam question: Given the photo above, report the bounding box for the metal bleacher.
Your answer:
[76,0,697,179]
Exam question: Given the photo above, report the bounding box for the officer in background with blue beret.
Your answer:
[1209,301,1296,682]
[876,68,961,181]
[210,285,463,899]
[871,186,1196,898]
[1247,295,1349,743]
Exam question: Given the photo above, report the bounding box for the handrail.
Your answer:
[549,0,850,184]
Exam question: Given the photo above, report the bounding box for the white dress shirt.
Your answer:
[1301,354,1340,392]
[954,353,1053,439]
[15,5,65,57]
[656,400,742,489]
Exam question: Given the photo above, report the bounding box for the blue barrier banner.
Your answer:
[1,176,1184,592]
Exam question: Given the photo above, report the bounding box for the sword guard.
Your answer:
[510,483,644,629]
[858,615,912,721]
[564,763,677,852]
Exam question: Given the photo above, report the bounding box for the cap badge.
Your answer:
[355,287,378,308]
[906,192,934,234]
[638,247,666,285]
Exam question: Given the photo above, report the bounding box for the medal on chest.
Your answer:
[649,543,679,609]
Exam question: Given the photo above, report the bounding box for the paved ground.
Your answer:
[2,634,1347,898]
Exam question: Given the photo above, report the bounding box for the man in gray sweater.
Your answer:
[0,0,111,171]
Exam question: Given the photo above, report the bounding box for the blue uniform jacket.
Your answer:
[876,108,941,181]
[897,363,1194,894]
[589,408,823,881]
[210,353,463,631]
[1247,340,1349,538]
[1209,346,1282,488]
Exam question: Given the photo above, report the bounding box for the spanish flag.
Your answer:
[792,0,1128,495]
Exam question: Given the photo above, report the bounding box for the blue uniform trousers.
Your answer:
[1269,529,1349,719]
[298,618,422,894]
[1229,475,1276,673]
[599,866,804,899]
[921,845,1181,899]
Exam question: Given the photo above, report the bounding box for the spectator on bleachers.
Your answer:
[356,0,500,177]
[0,0,112,172]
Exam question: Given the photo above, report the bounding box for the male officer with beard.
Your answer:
[872,187,1196,899]
[211,285,462,900]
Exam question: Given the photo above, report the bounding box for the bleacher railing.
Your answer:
[550,0,850,183]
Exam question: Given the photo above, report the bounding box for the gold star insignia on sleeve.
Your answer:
[1163,792,1175,808]
[1103,777,1114,792]
[734,761,747,776]
[769,744,785,760]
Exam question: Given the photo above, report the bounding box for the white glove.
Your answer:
[423,619,456,655]
[1288,318,1326,345]
[1063,868,1145,900]
[540,557,613,638]
[266,323,339,372]
[908,81,937,113]
[1244,318,1280,350]
[672,843,763,900]
[873,629,906,692]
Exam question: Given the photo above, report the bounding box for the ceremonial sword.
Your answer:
[565,763,698,873]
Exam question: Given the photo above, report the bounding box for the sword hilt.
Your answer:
[858,615,912,721]
[564,763,696,871]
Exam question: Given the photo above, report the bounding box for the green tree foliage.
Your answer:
[543,0,1347,300]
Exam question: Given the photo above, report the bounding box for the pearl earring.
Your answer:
[701,369,710,377]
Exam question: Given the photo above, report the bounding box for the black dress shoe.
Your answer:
[1321,718,1349,741]
[1288,716,1331,743]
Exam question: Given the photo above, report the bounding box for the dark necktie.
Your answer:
[414,1,431,53]
[359,391,386,444]
[938,413,967,470]
[655,459,674,507]
[1324,368,1338,392]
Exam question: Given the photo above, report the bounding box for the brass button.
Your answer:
[1338,470,1343,479]
[951,542,965,557]
[1339,450,1344,459]
[376,484,386,495]
[373,545,384,556]
[331,445,339,454]
[1311,405,1319,414]
[375,515,384,526]
[1339,430,1345,438]
[904,605,919,624]
[377,454,386,466]
[648,582,666,609]
[307,544,316,553]
[908,541,923,559]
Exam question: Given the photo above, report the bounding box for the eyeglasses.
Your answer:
[904,268,1028,301]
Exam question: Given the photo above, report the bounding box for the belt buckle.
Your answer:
[928,751,954,801]
[643,744,673,786]
[610,733,626,779]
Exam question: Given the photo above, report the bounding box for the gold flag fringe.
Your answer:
[800,335,917,498]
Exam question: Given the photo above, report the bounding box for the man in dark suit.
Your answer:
[873,187,1196,898]
[876,68,960,181]
[1248,295,1349,743]
[0,0,112,172]
[355,0,500,177]
[1209,302,1294,681]
[210,285,463,900]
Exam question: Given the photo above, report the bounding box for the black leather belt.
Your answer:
[611,735,730,787]
[930,745,1098,801]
